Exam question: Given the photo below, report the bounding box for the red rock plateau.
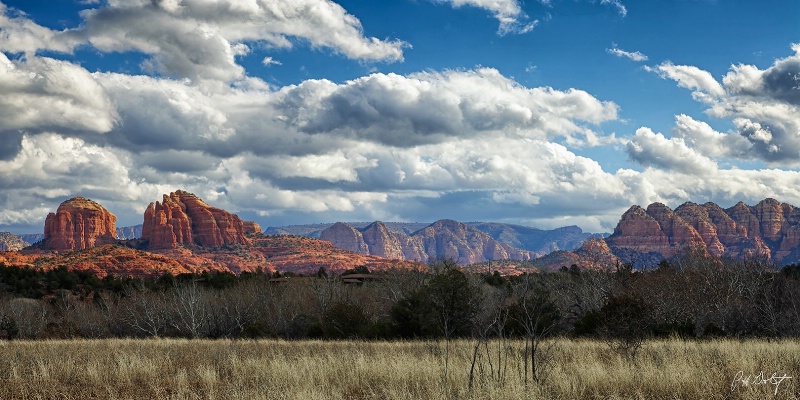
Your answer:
[32,245,219,278]
[603,198,800,265]
[0,251,40,267]
[320,220,535,265]
[3,234,423,278]
[143,190,253,249]
[190,234,425,276]
[42,197,118,252]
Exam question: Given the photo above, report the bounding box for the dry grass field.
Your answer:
[0,338,797,399]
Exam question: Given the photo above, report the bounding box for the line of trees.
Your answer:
[2,252,800,346]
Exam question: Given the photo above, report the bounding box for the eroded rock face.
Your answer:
[753,199,784,242]
[361,221,408,260]
[607,198,800,265]
[243,221,262,235]
[702,203,739,248]
[0,233,29,252]
[574,237,620,270]
[320,222,369,254]
[142,190,248,249]
[319,219,534,264]
[43,197,118,252]
[674,202,724,257]
[606,205,670,253]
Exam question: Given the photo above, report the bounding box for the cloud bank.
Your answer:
[640,44,800,165]
[1,0,799,236]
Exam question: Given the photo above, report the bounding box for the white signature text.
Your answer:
[731,370,792,395]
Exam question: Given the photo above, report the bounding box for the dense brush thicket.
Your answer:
[1,253,799,341]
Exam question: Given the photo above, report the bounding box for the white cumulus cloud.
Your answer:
[626,127,718,175]
[607,45,647,62]
[430,0,537,34]
[0,0,407,82]
[651,44,800,165]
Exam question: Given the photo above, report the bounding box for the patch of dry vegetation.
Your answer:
[0,338,798,399]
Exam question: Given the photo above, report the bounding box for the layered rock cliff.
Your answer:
[319,219,535,264]
[42,197,118,252]
[574,237,620,270]
[0,232,29,251]
[142,190,253,249]
[242,221,262,235]
[604,198,800,265]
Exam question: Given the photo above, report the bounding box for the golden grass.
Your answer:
[0,338,797,399]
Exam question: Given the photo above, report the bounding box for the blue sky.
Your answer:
[0,0,799,234]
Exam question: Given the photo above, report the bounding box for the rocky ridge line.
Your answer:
[604,198,800,266]
[320,219,535,264]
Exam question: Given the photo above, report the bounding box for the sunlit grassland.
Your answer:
[0,338,798,399]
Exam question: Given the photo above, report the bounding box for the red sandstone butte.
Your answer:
[142,190,250,249]
[43,197,118,252]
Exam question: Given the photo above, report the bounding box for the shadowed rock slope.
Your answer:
[320,220,535,264]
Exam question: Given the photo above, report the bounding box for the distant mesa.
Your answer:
[142,190,258,249]
[42,197,118,252]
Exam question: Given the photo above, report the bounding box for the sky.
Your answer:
[0,0,799,235]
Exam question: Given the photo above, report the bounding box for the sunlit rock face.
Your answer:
[605,198,800,264]
[142,190,250,249]
[43,197,118,252]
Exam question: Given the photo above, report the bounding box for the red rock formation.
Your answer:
[142,190,248,249]
[726,202,760,238]
[702,203,739,248]
[605,205,670,254]
[574,238,619,270]
[34,244,218,278]
[778,204,800,261]
[672,202,723,256]
[753,198,784,242]
[646,203,705,255]
[607,198,800,266]
[243,221,262,235]
[43,197,118,252]
[5,233,424,278]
